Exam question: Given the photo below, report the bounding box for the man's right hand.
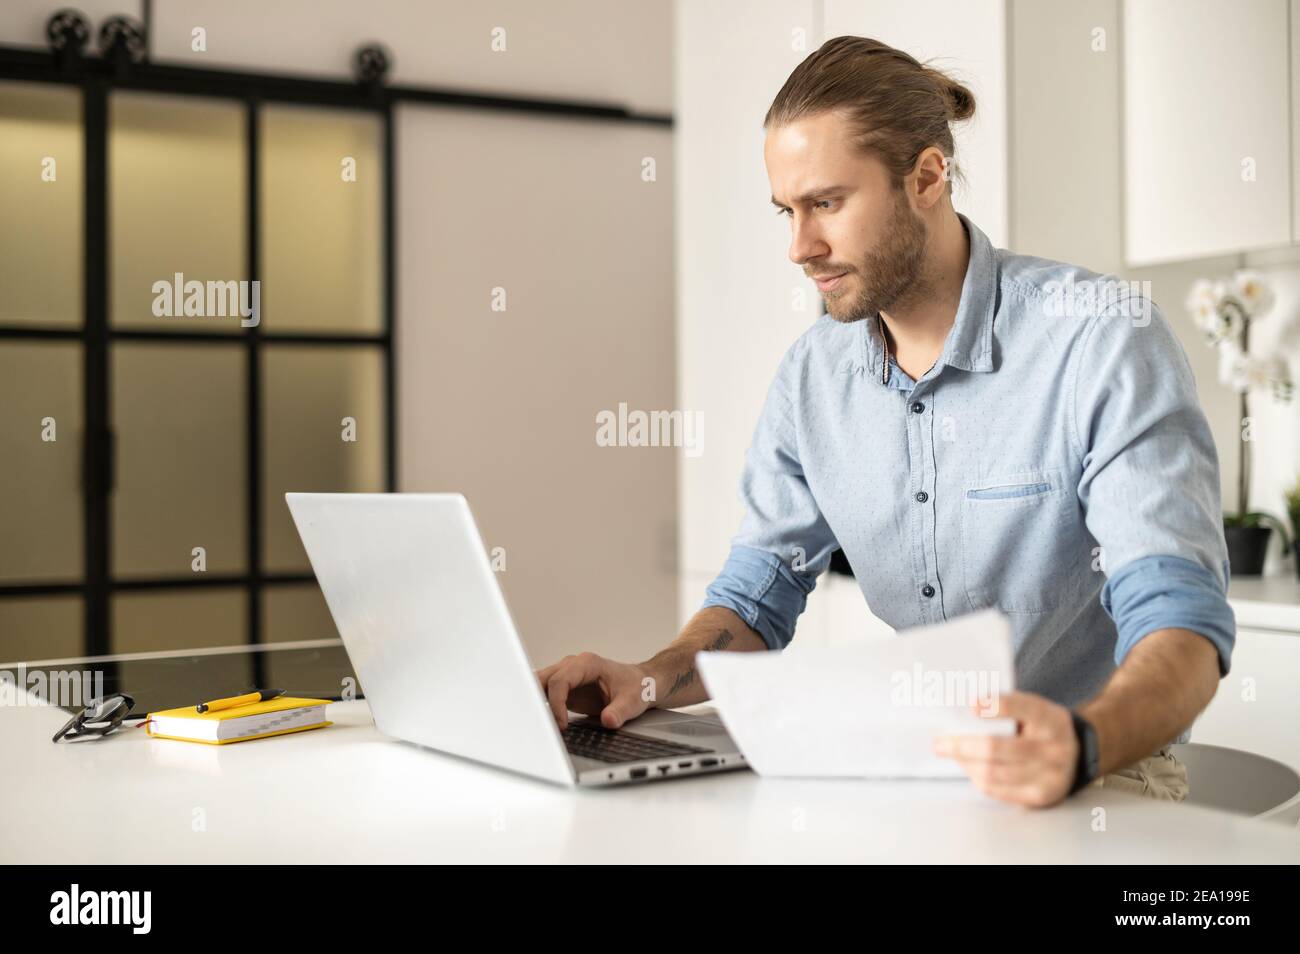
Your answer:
[535,653,655,730]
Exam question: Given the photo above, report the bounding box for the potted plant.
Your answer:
[1185,271,1293,575]
[1287,479,1300,581]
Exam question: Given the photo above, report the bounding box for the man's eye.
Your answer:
[775,200,835,217]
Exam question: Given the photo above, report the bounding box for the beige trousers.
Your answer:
[1086,746,1189,801]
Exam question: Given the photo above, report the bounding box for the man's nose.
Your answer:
[788,216,829,266]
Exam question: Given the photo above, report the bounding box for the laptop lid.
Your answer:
[285,492,575,786]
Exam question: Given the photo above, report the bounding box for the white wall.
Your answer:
[824,0,1008,248]
[1007,0,1121,272]
[396,104,678,668]
[675,0,822,587]
[153,0,671,113]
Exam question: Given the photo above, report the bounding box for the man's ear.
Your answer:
[909,145,950,211]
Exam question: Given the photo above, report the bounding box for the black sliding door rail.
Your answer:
[0,46,674,124]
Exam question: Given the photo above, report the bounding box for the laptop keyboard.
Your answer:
[561,721,714,764]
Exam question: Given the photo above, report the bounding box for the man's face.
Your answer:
[765,109,929,323]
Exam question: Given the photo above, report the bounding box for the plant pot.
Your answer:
[1224,524,1271,576]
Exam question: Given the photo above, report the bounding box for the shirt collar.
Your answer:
[859,211,997,386]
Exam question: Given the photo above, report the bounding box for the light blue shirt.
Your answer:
[701,213,1234,745]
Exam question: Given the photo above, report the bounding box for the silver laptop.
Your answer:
[285,492,745,787]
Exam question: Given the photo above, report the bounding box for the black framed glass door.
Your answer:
[0,67,394,665]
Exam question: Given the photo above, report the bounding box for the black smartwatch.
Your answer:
[1068,710,1101,795]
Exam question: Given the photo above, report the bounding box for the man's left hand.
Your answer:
[932,691,1080,808]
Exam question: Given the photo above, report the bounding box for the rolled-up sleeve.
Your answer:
[1072,296,1235,676]
[1102,555,1234,677]
[700,340,838,651]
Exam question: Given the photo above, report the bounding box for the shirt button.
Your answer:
[921,584,935,598]
[915,491,928,503]
[910,401,925,414]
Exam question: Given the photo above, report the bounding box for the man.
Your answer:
[536,36,1234,808]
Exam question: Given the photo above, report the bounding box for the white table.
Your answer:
[3,699,1298,864]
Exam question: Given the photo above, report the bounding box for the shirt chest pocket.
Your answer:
[958,467,1080,614]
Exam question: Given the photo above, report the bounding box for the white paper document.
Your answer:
[696,608,1019,778]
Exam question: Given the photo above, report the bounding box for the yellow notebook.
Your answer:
[146,696,333,745]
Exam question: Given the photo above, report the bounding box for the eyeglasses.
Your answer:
[52,692,137,743]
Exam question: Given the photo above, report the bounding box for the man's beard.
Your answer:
[823,189,930,324]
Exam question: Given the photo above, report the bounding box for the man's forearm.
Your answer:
[639,606,768,709]
[1077,627,1221,776]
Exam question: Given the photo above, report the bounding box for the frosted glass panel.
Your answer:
[0,596,82,664]
[0,343,83,583]
[262,347,385,571]
[0,82,82,327]
[263,583,338,643]
[112,343,246,577]
[112,590,246,654]
[110,92,246,333]
[261,105,382,333]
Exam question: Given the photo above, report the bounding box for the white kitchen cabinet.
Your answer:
[1123,0,1291,266]
[1192,578,1300,772]
[1191,626,1300,772]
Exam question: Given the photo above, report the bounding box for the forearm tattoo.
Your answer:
[666,628,735,700]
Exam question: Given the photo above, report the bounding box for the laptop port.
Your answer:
[699,758,718,768]
[678,761,693,769]
[629,767,648,779]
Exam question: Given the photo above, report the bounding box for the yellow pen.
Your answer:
[196,688,285,714]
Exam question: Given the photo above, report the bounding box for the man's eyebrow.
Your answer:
[770,186,851,208]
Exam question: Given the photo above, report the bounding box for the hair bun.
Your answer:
[927,68,975,122]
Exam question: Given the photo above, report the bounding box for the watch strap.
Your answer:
[1068,710,1099,795]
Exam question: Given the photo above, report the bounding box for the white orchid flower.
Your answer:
[1222,348,1293,398]
[1203,301,1243,345]
[1232,270,1273,317]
